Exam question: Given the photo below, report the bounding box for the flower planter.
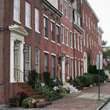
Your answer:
[28,104,34,108]
[36,102,43,108]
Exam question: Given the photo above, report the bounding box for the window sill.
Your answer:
[35,30,40,34]
[44,37,48,40]
[51,40,55,43]
[62,42,65,45]
[26,25,32,30]
[13,20,21,24]
[57,43,61,46]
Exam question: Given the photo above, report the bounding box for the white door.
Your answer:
[62,56,65,82]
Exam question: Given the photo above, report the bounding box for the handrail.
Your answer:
[14,68,24,82]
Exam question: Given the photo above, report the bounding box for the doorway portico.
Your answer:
[9,25,28,83]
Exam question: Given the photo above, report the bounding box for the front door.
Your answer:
[62,56,65,82]
[14,41,20,81]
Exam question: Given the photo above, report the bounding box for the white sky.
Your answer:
[88,0,110,46]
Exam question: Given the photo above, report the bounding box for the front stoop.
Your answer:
[13,83,52,107]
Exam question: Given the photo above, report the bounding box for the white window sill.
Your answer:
[62,42,65,45]
[44,37,48,40]
[51,40,55,43]
[66,44,69,47]
[14,20,21,24]
[57,43,61,46]
[26,25,32,29]
[35,30,40,34]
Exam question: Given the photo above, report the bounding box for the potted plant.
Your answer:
[21,97,36,108]
[9,96,20,107]
[36,99,45,108]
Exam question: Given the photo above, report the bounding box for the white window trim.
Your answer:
[57,43,61,46]
[51,53,56,56]
[43,14,48,18]
[50,19,55,23]
[44,51,49,54]
[35,8,40,33]
[51,40,55,43]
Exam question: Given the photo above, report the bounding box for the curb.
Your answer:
[96,98,110,110]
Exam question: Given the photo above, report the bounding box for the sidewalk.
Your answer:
[1,82,110,110]
[46,82,110,110]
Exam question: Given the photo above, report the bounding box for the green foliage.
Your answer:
[28,70,42,88]
[21,98,36,108]
[80,73,93,87]
[36,85,61,101]
[9,96,20,107]
[43,71,51,85]
[73,76,82,86]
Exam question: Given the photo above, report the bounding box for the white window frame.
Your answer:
[86,13,88,27]
[25,1,31,28]
[61,25,64,44]
[82,9,84,23]
[35,8,40,33]
[35,48,40,73]
[44,52,49,71]
[25,45,31,72]
[52,55,55,78]
[78,35,80,51]
[44,16,48,39]
[13,0,20,23]
[70,32,73,48]
[71,59,73,79]
[69,6,72,22]
[60,0,64,14]
[87,33,88,48]
[78,60,80,76]
[67,57,69,79]
[80,38,82,52]
[65,0,67,17]
[75,58,77,78]
[74,32,76,49]
[65,28,68,46]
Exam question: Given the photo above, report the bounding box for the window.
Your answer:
[57,25,60,44]
[61,25,64,43]
[65,28,68,45]
[65,1,67,17]
[82,9,84,23]
[90,36,91,49]
[13,0,20,22]
[71,59,73,79]
[69,6,72,21]
[78,36,80,50]
[58,57,61,79]
[83,31,85,46]
[86,13,87,27]
[70,32,73,48]
[74,11,81,26]
[60,0,63,13]
[81,61,83,75]
[67,57,69,79]
[89,17,90,29]
[74,32,76,48]
[44,53,49,71]
[35,48,40,73]
[51,22,55,41]
[87,33,88,48]
[80,38,82,52]
[44,17,48,38]
[25,45,31,81]
[25,2,31,28]
[35,9,40,32]
[52,55,55,78]
[78,60,80,76]
[75,59,77,78]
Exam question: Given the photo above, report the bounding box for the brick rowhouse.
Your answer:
[0,0,103,103]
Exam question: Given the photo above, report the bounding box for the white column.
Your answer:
[19,42,24,82]
[10,38,15,83]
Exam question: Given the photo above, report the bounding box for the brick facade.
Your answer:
[0,0,103,103]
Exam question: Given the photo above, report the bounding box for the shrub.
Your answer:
[43,71,51,85]
[28,70,39,88]
[80,73,93,87]
[73,76,82,86]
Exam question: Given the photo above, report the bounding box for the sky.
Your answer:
[87,0,110,46]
